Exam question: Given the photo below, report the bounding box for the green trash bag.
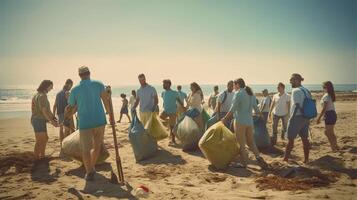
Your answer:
[62,130,109,164]
[175,116,203,150]
[145,113,169,141]
[202,109,211,125]
[199,122,239,170]
[129,111,158,162]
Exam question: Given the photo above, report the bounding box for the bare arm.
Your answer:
[269,101,276,117]
[317,102,327,124]
[64,105,77,120]
[221,111,233,122]
[177,97,184,108]
[208,96,212,108]
[216,102,222,117]
[153,94,158,111]
[52,98,57,116]
[133,96,140,110]
[100,90,111,114]
[287,101,291,115]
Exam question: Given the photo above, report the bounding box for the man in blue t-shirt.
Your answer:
[67,66,111,181]
[53,79,73,148]
[132,74,159,126]
[176,85,187,118]
[160,79,184,144]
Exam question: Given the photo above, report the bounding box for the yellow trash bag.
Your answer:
[145,113,169,141]
[199,122,239,170]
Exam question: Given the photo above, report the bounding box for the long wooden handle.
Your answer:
[108,90,125,183]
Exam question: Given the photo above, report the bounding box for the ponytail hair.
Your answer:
[245,86,253,96]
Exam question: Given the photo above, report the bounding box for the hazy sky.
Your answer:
[0,0,356,87]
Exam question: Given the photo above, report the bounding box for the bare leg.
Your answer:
[39,133,48,159]
[194,114,204,132]
[325,125,339,151]
[301,137,310,163]
[34,133,43,160]
[59,125,64,147]
[117,114,123,123]
[126,114,131,123]
[283,139,294,162]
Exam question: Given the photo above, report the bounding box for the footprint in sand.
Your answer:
[202,173,228,183]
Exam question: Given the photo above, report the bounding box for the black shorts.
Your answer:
[325,110,337,125]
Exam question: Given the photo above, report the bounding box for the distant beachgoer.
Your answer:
[53,79,73,147]
[222,78,268,169]
[208,85,219,111]
[160,79,184,144]
[67,66,111,181]
[31,80,59,161]
[63,91,75,137]
[132,74,158,126]
[259,89,271,124]
[269,82,290,145]
[187,82,205,131]
[117,93,131,123]
[176,85,187,119]
[284,73,311,163]
[216,80,234,128]
[317,81,339,152]
[129,90,136,118]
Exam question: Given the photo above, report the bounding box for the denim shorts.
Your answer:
[287,115,310,140]
[31,117,47,133]
[325,110,337,125]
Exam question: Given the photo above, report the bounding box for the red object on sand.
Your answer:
[139,185,149,193]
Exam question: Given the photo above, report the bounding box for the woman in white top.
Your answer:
[317,81,339,152]
[129,90,136,117]
[187,82,204,130]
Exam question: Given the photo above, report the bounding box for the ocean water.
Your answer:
[1,84,356,119]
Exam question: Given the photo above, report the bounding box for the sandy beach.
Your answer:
[0,92,356,200]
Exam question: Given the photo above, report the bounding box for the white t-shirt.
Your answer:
[290,87,311,117]
[321,93,335,111]
[272,92,290,116]
[259,96,271,113]
[129,95,136,109]
[218,91,234,113]
[188,92,203,112]
[137,85,157,112]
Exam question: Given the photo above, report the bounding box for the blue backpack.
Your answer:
[299,87,317,119]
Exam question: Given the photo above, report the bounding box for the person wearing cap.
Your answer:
[53,79,73,149]
[132,74,159,126]
[160,79,184,144]
[269,82,290,145]
[67,66,111,181]
[284,73,311,163]
[259,89,271,125]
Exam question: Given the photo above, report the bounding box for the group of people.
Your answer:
[30,66,339,181]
